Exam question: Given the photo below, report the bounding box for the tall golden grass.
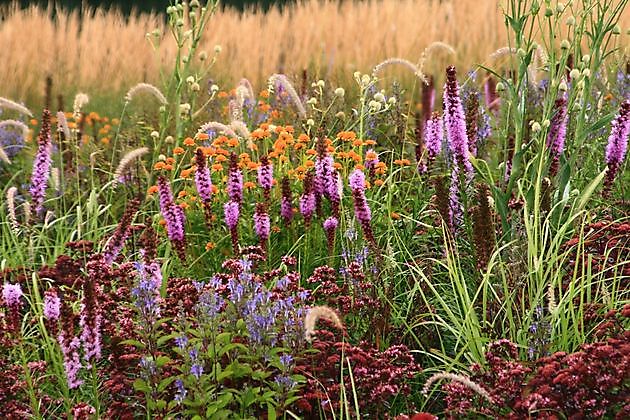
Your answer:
[1,0,628,103]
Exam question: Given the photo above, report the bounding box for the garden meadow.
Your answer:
[0,0,629,418]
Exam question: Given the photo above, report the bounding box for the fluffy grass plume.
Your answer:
[0,96,33,116]
[124,82,168,105]
[113,147,149,183]
[422,372,493,404]
[304,305,343,343]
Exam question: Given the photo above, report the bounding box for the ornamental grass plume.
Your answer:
[257,155,273,203]
[371,57,428,84]
[253,203,271,253]
[304,305,343,343]
[603,100,630,196]
[157,176,187,261]
[227,153,243,205]
[0,96,33,117]
[268,74,307,119]
[197,121,237,138]
[29,109,53,215]
[124,82,168,105]
[280,176,293,226]
[349,169,378,250]
[6,186,18,232]
[113,147,149,183]
[194,148,213,228]
[546,94,568,177]
[102,198,140,265]
[224,200,240,254]
[0,119,30,138]
[422,372,493,404]
[444,66,473,175]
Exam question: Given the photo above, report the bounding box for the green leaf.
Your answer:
[120,339,146,349]
[577,169,606,211]
[133,378,151,393]
[158,376,177,393]
[267,403,277,420]
[156,355,171,368]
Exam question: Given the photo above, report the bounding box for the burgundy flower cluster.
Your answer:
[294,328,421,416]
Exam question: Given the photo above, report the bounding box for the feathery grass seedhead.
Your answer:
[113,147,149,183]
[0,96,33,117]
[422,372,493,404]
[372,57,428,85]
[198,121,237,138]
[0,119,30,138]
[304,305,343,343]
[268,74,307,119]
[124,82,168,105]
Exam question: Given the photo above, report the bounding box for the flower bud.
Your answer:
[496,81,506,92]
[214,45,222,54]
[198,51,208,61]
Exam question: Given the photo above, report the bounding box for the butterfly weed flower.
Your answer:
[603,99,630,196]
[29,108,53,215]
[280,176,294,226]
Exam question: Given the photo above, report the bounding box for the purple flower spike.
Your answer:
[43,288,61,321]
[2,282,23,309]
[253,203,271,243]
[281,177,294,225]
[604,100,630,195]
[224,200,240,230]
[29,109,53,215]
[157,176,186,242]
[546,94,568,177]
[349,169,366,192]
[227,153,243,204]
[443,66,473,175]
[194,148,213,203]
[425,112,443,160]
[257,155,274,191]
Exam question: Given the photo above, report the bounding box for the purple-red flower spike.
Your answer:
[603,100,630,196]
[443,66,473,175]
[30,109,53,215]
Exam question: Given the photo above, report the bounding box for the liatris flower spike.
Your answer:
[253,203,271,252]
[443,66,473,175]
[546,94,568,177]
[603,100,630,196]
[224,200,240,254]
[280,177,294,226]
[29,109,53,215]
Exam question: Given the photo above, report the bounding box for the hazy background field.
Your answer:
[2,0,629,105]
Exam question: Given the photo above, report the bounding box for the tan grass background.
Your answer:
[1,0,628,103]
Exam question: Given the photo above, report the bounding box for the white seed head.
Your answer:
[214,44,222,54]
[186,76,195,84]
[316,80,325,88]
[582,69,591,78]
[150,131,160,139]
[566,16,575,26]
[569,69,580,80]
[531,121,542,132]
[191,83,200,92]
[306,119,315,127]
[542,119,551,128]
[165,136,174,144]
[560,39,571,50]
[334,87,345,98]
[374,92,386,103]
[199,51,208,61]
[211,84,219,92]
[158,154,166,161]
[559,81,568,91]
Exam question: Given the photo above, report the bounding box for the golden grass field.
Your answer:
[1,0,629,102]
